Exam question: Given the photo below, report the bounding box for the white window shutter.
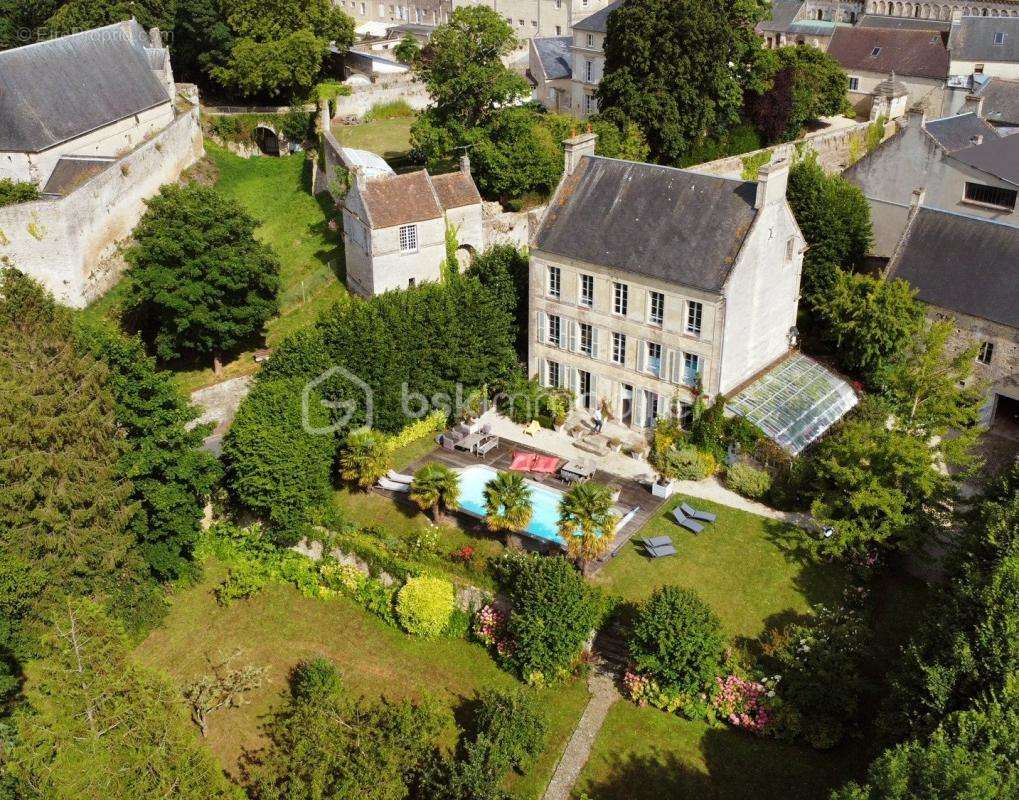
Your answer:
[591,328,600,360]
[636,340,645,373]
[537,310,547,344]
[567,366,578,398]
[589,373,599,407]
[669,350,680,384]
[568,319,578,352]
[540,358,547,386]
[634,389,647,428]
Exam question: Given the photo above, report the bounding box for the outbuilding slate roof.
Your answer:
[924,112,1001,152]
[975,77,1019,126]
[360,168,482,229]
[431,172,482,210]
[950,131,1019,185]
[533,156,759,293]
[572,0,623,33]
[887,208,1019,328]
[757,1,804,34]
[533,36,572,81]
[950,16,1019,64]
[827,26,949,80]
[0,20,171,153]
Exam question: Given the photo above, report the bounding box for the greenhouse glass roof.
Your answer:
[728,355,858,455]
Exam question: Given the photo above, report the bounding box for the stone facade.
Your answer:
[569,15,606,118]
[528,140,804,431]
[335,0,451,29]
[0,99,204,307]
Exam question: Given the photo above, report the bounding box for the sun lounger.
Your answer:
[671,508,704,534]
[387,470,414,484]
[681,503,717,524]
[646,544,677,558]
[377,477,411,492]
[642,535,673,549]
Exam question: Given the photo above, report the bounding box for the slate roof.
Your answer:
[827,26,949,80]
[0,20,171,153]
[533,36,572,81]
[40,157,113,196]
[950,16,1019,63]
[950,131,1019,185]
[925,112,1001,152]
[431,172,482,210]
[857,14,951,33]
[976,78,1019,126]
[533,156,759,293]
[757,0,803,34]
[573,0,623,33]
[887,208,1019,328]
[360,168,481,229]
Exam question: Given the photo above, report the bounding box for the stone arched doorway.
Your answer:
[455,244,476,272]
[254,124,281,156]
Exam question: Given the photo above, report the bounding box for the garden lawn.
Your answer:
[593,496,847,640]
[136,558,589,798]
[332,116,416,163]
[574,701,868,800]
[85,144,347,394]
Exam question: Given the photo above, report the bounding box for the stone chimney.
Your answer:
[755,157,790,209]
[563,132,597,174]
[908,187,926,219]
[460,153,471,175]
[962,94,985,117]
[149,27,163,48]
[970,133,984,146]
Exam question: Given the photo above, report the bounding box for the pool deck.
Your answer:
[400,438,666,571]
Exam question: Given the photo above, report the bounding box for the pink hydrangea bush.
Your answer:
[711,674,778,734]
[474,603,514,658]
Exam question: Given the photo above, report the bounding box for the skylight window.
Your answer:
[994,31,1006,45]
[870,46,882,57]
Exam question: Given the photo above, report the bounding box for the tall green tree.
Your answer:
[339,429,391,491]
[44,0,173,35]
[0,270,150,657]
[74,320,221,581]
[833,692,1019,800]
[249,658,445,800]
[809,398,957,559]
[597,0,770,163]
[212,0,354,100]
[786,152,873,299]
[558,483,620,570]
[171,0,234,84]
[812,269,924,386]
[7,599,238,800]
[124,183,280,369]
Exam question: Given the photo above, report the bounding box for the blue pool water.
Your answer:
[457,464,567,545]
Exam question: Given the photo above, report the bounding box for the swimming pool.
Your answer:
[455,464,636,547]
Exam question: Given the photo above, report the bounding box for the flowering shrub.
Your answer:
[711,675,776,734]
[474,603,514,658]
[450,545,475,565]
[724,463,772,500]
[319,561,366,593]
[396,576,456,638]
[622,670,695,715]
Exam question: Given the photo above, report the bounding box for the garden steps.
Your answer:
[591,622,630,675]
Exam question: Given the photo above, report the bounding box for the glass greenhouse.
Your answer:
[728,355,858,455]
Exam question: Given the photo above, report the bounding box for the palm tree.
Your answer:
[558,482,620,571]
[483,471,534,533]
[339,429,390,491]
[410,463,461,524]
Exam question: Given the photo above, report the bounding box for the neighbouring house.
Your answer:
[855,13,951,34]
[827,25,951,117]
[529,36,574,113]
[844,101,1019,256]
[567,0,621,119]
[341,153,484,296]
[335,0,451,38]
[948,15,1019,81]
[960,75,1019,126]
[528,133,859,454]
[455,0,615,43]
[886,202,1019,426]
[0,20,203,307]
[757,0,846,50]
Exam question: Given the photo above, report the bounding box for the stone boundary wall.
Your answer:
[686,119,897,179]
[482,202,544,250]
[294,537,492,612]
[0,97,204,308]
[334,74,432,120]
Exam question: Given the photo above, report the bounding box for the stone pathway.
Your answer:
[542,669,620,800]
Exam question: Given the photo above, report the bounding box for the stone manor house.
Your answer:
[527,134,856,452]
[0,20,203,307]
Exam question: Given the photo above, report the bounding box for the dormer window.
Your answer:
[870,46,882,57]
[994,31,1006,46]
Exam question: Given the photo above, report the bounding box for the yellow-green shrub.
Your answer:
[396,576,455,638]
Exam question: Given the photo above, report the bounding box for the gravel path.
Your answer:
[542,669,619,800]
